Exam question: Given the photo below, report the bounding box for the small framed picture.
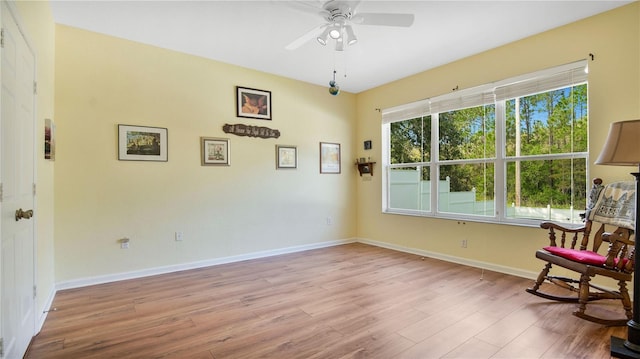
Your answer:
[45,118,55,160]
[236,86,271,120]
[276,145,297,169]
[201,137,230,166]
[364,140,372,150]
[320,142,341,174]
[118,124,168,162]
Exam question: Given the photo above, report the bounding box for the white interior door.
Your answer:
[0,2,36,358]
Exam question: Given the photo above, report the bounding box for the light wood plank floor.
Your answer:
[26,243,629,358]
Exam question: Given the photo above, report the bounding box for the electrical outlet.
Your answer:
[461,239,468,248]
[326,217,333,225]
[120,237,130,249]
[175,231,184,241]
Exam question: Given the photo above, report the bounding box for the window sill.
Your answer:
[382,209,554,229]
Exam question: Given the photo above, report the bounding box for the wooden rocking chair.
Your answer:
[526,178,636,326]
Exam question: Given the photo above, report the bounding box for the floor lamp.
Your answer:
[595,119,640,359]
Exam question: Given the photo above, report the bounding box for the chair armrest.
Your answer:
[540,221,586,232]
[602,231,634,246]
[602,230,635,272]
[540,221,586,247]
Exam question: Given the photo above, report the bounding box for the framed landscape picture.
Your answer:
[201,137,230,166]
[276,145,297,169]
[320,142,341,174]
[118,124,168,162]
[236,86,271,120]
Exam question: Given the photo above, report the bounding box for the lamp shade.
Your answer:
[595,119,640,166]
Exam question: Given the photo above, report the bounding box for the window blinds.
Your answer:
[382,59,588,125]
[429,89,495,114]
[381,99,430,124]
[494,61,588,101]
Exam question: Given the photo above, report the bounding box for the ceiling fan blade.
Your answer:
[285,23,328,50]
[342,0,362,12]
[276,0,325,16]
[352,13,415,27]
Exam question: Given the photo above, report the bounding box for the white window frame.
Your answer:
[382,60,589,227]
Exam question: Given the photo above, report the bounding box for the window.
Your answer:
[382,61,588,225]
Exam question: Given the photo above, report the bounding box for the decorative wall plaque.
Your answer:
[223,124,280,139]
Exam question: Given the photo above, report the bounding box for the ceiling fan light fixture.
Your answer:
[316,27,331,45]
[345,25,357,45]
[329,27,341,39]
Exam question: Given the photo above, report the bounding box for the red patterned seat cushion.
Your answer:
[543,246,607,266]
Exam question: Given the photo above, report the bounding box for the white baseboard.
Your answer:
[36,286,57,332]
[55,237,537,292]
[357,237,539,281]
[56,238,355,291]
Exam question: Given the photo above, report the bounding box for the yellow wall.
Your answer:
[13,0,56,318]
[54,25,357,283]
[356,3,640,278]
[15,1,640,294]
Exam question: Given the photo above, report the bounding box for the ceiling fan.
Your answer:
[284,0,415,51]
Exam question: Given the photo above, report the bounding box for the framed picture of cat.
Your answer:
[236,86,271,120]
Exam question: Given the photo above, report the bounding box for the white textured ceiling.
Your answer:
[49,0,632,93]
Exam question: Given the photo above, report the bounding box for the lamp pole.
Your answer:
[594,119,640,358]
[611,169,640,358]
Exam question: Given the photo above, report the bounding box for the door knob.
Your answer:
[15,208,34,221]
